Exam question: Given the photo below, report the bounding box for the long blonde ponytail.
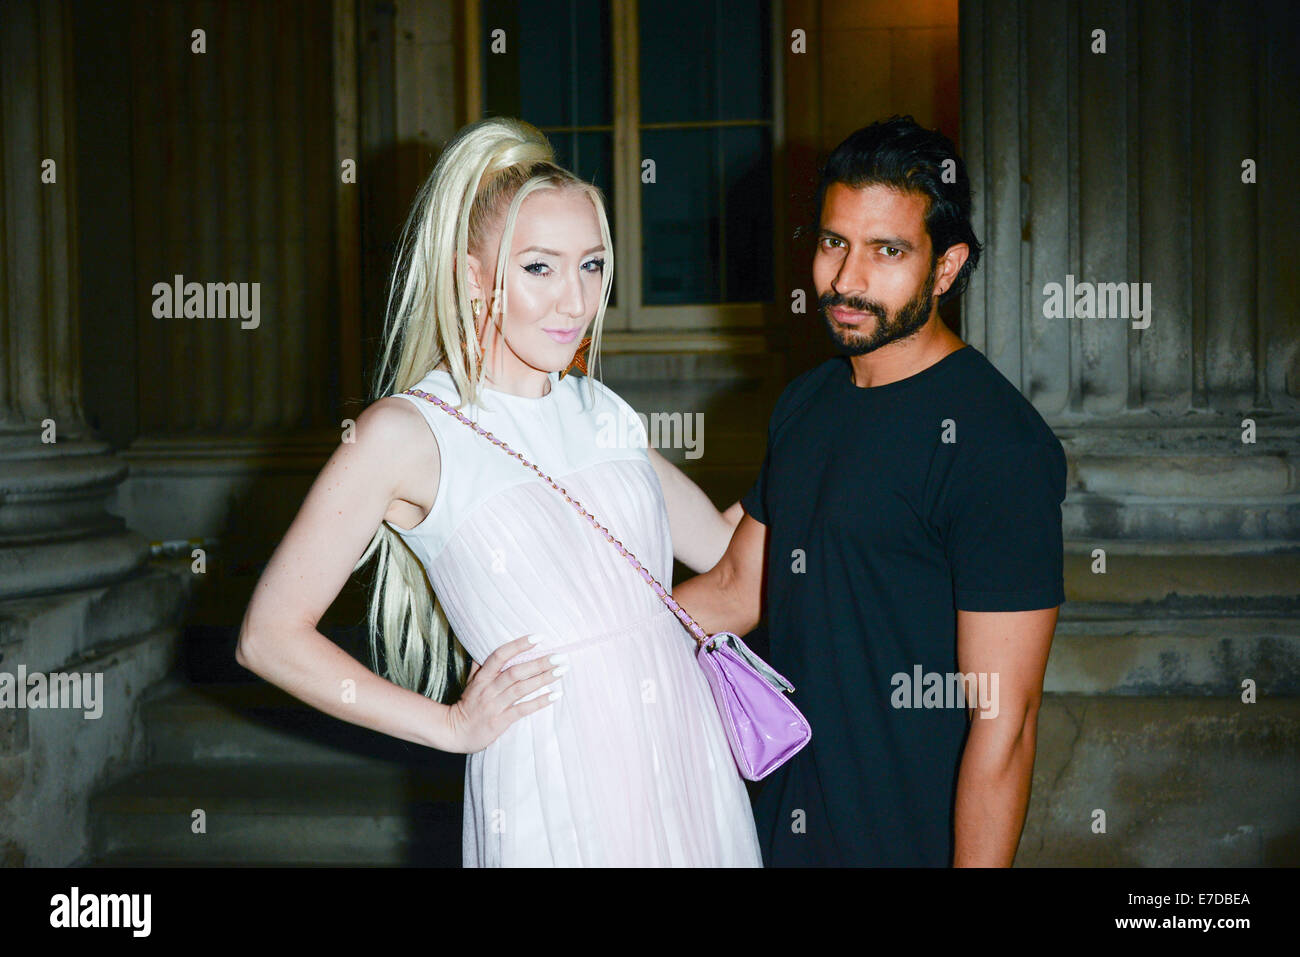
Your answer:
[355,116,614,702]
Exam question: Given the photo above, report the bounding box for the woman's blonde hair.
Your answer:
[356,116,614,701]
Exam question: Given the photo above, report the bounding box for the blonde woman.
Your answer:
[236,117,763,866]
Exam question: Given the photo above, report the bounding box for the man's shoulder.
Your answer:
[767,358,842,434]
[945,346,1063,456]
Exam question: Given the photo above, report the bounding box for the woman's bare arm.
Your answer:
[647,446,741,574]
[721,500,744,527]
[235,397,559,753]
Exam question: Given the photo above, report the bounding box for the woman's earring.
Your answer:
[471,298,483,318]
[560,337,593,380]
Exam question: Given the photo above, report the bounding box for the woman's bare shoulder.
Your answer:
[356,397,442,526]
[358,395,442,471]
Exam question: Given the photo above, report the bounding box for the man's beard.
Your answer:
[819,257,939,356]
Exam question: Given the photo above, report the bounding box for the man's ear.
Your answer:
[935,242,969,297]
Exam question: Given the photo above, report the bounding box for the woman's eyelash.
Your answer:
[522,259,605,274]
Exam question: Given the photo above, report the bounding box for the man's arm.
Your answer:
[670,510,767,637]
[951,605,1058,866]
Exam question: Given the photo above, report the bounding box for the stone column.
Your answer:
[961,0,1299,425]
[960,0,1300,866]
[0,0,181,867]
[115,0,347,553]
[0,0,150,600]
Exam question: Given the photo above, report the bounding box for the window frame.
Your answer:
[464,0,786,347]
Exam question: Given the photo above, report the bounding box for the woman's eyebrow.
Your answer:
[517,244,607,256]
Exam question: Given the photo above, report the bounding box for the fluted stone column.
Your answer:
[961,0,1299,424]
[960,0,1300,866]
[0,0,150,600]
[0,0,181,867]
[114,0,347,554]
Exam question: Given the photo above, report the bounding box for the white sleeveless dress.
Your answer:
[389,367,762,867]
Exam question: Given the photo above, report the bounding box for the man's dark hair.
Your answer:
[811,115,982,307]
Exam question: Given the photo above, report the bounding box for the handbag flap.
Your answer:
[708,632,796,693]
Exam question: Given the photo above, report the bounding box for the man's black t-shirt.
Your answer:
[740,344,1067,866]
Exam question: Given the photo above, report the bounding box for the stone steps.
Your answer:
[1063,493,1300,540]
[80,674,466,865]
[1019,694,1300,866]
[1048,616,1298,694]
[1060,543,1300,616]
[137,674,442,768]
[85,761,463,866]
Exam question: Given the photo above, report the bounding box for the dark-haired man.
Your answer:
[678,116,1067,866]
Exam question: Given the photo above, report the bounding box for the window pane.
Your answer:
[481,0,611,127]
[638,0,770,123]
[640,126,772,305]
[721,126,772,302]
[641,129,719,304]
[638,1,772,306]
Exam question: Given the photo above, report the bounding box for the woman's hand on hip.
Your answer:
[441,635,567,753]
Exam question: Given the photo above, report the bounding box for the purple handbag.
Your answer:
[402,386,812,781]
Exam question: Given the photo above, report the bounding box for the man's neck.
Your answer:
[847,315,967,388]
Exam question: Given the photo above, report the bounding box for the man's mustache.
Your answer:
[819,291,886,320]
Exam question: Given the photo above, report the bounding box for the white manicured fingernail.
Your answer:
[552,665,570,677]
[548,690,563,701]
[548,653,569,664]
